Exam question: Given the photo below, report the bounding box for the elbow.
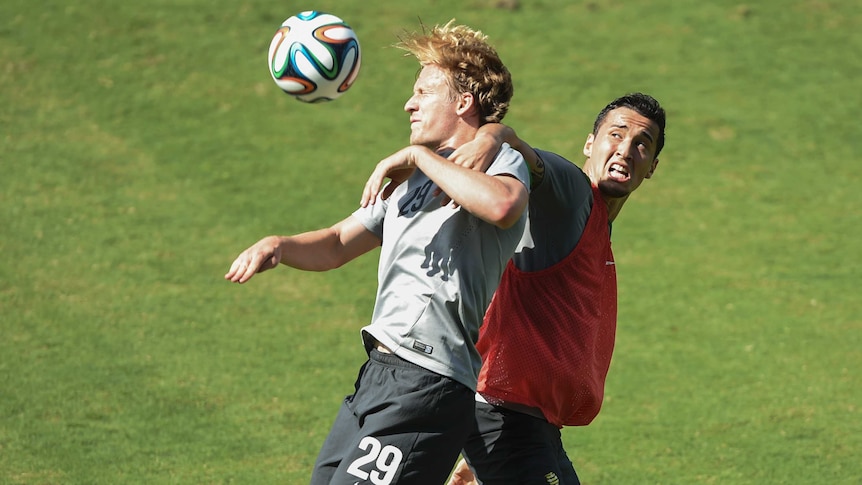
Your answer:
[490,195,528,229]
[495,209,525,229]
[317,246,353,271]
[304,258,343,272]
[305,243,351,272]
[327,255,350,271]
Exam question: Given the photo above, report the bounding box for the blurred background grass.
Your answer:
[2,0,860,483]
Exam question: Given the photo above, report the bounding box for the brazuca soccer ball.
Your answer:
[267,11,361,103]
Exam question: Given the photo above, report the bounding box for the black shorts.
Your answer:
[461,400,580,485]
[310,349,474,485]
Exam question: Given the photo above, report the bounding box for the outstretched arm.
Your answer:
[225,216,381,284]
[361,145,528,229]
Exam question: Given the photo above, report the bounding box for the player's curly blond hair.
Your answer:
[396,20,513,124]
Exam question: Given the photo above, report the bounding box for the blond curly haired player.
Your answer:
[227,21,528,484]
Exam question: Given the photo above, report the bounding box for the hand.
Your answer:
[448,134,500,171]
[224,236,283,284]
[436,134,501,206]
[360,146,424,207]
[447,458,478,485]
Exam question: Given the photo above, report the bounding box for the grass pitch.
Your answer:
[1,0,860,483]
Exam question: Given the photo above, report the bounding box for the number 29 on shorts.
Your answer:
[345,436,404,485]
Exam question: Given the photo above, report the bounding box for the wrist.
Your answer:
[477,123,505,144]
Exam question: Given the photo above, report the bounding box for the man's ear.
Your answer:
[646,158,659,179]
[455,92,475,116]
[582,133,595,157]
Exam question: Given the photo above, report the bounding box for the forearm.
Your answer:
[226,216,379,284]
[414,147,527,228]
[275,229,344,271]
[282,217,380,271]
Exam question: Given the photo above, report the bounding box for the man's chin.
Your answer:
[598,180,630,198]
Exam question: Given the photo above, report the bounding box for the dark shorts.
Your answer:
[310,349,474,485]
[461,400,580,485]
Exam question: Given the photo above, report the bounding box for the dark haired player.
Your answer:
[448,93,667,485]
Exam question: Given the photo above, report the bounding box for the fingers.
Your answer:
[361,156,394,207]
[225,239,279,284]
[361,175,383,207]
[448,140,476,168]
[361,168,385,207]
[447,143,469,167]
[224,256,243,281]
[446,458,477,485]
[361,152,412,207]
[224,252,260,283]
[447,137,497,174]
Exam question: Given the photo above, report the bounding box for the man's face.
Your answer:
[404,64,460,148]
[582,107,660,199]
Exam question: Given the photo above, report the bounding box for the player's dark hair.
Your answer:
[593,93,666,157]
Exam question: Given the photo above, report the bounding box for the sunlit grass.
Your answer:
[1,0,860,483]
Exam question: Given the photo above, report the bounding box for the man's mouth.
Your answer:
[608,162,630,182]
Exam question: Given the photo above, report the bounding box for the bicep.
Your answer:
[330,215,382,265]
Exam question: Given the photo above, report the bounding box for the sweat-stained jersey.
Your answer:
[352,143,529,391]
[475,149,617,427]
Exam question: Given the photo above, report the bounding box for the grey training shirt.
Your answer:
[352,143,529,390]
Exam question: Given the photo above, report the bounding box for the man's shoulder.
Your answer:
[534,149,581,171]
[489,142,530,184]
[496,142,524,163]
[534,149,590,190]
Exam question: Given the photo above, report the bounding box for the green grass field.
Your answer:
[2,0,860,483]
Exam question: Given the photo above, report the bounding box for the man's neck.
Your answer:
[603,194,628,223]
[439,119,481,150]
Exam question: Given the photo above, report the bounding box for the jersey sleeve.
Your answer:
[486,143,530,191]
[351,187,390,239]
[511,149,592,272]
[532,149,591,207]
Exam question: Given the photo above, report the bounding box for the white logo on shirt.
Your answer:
[412,340,433,354]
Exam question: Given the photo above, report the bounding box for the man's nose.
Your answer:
[404,95,417,112]
[616,139,634,160]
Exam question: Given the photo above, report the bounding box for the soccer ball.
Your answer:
[267,11,361,103]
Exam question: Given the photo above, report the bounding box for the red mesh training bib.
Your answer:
[476,184,617,427]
